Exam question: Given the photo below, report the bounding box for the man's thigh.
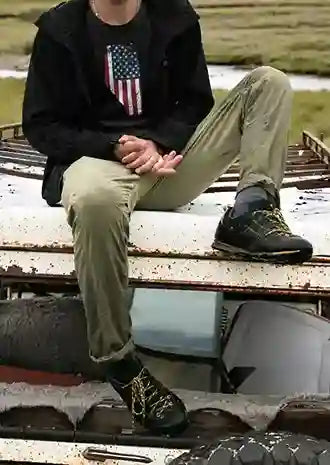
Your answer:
[61,156,156,214]
[138,89,243,211]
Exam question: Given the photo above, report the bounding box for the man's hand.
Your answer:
[121,137,161,174]
[114,136,146,162]
[151,152,183,176]
[117,135,182,176]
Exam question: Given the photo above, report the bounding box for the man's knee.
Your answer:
[249,66,291,92]
[71,186,129,226]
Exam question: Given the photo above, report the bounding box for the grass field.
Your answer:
[1,78,329,146]
[0,79,26,125]
[1,0,330,75]
[196,0,330,75]
[0,0,54,59]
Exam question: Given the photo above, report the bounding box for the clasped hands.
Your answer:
[114,135,182,176]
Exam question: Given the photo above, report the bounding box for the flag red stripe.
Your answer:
[131,79,137,115]
[122,80,129,115]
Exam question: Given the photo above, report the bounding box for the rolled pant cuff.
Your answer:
[90,338,135,363]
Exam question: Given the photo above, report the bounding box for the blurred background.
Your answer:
[0,0,330,144]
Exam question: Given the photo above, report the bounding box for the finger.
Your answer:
[126,154,149,170]
[152,153,181,176]
[121,140,146,155]
[167,151,177,157]
[136,155,160,174]
[119,135,139,144]
[121,141,150,161]
[162,151,176,161]
[154,168,177,177]
[122,151,141,164]
[151,158,165,173]
[154,156,182,176]
[163,155,183,169]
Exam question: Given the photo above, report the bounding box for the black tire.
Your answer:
[170,431,330,464]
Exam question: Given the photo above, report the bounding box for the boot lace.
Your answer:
[127,369,174,421]
[253,208,292,237]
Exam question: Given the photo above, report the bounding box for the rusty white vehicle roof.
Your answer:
[0,124,330,297]
[1,124,330,462]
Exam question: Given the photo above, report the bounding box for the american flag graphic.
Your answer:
[105,43,142,116]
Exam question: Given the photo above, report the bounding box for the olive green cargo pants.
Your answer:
[61,66,292,362]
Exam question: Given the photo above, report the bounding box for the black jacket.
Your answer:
[23,0,214,205]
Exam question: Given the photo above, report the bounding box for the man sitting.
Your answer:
[23,0,313,436]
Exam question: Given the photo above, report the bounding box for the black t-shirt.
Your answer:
[86,4,151,131]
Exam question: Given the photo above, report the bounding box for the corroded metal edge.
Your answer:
[1,207,329,259]
[0,438,183,465]
[1,251,330,297]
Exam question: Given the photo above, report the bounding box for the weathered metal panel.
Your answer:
[0,125,329,296]
[0,438,183,465]
[0,175,43,208]
[0,162,44,178]
[0,207,221,256]
[0,206,329,258]
[1,250,330,296]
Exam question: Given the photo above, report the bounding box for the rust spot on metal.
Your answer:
[1,244,74,254]
[1,264,26,276]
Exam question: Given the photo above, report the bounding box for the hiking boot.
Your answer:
[107,354,188,436]
[212,202,313,264]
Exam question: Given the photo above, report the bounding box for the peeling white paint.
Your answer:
[0,438,184,465]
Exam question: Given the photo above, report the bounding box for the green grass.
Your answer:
[0,0,54,56]
[291,91,330,145]
[1,79,329,147]
[0,18,37,55]
[0,79,25,125]
[0,0,54,16]
[192,0,330,75]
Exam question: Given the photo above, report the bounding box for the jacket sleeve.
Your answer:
[147,22,214,153]
[23,29,119,163]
